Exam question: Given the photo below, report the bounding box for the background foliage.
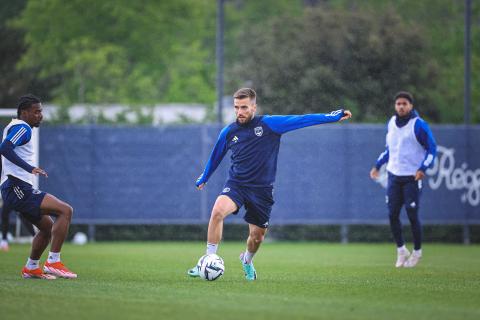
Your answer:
[0,0,478,123]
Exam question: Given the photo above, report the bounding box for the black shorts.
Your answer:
[220,180,274,228]
[1,176,47,224]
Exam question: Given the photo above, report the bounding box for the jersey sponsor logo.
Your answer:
[232,136,239,143]
[222,187,230,193]
[254,126,263,137]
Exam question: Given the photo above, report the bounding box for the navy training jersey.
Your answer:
[196,110,345,187]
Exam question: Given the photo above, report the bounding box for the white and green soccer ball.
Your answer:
[197,254,225,281]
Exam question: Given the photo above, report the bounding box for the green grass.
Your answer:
[1,242,479,320]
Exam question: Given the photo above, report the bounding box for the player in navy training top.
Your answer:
[188,88,352,280]
[0,94,77,279]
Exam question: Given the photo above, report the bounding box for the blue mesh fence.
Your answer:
[39,124,480,225]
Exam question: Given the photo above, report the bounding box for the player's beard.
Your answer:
[237,113,254,125]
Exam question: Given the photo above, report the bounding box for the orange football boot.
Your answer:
[21,267,56,279]
[43,261,77,279]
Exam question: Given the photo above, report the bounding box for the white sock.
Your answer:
[206,243,218,255]
[243,251,255,264]
[413,249,422,256]
[47,251,61,263]
[397,245,408,254]
[26,258,40,270]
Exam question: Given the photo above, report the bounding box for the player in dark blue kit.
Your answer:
[188,88,352,280]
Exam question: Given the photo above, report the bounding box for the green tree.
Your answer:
[229,6,439,122]
[0,0,56,107]
[11,0,216,105]
[326,0,480,123]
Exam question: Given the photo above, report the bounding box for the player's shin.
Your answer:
[50,212,72,252]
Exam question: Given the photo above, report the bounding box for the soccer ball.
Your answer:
[197,254,225,281]
[72,232,88,245]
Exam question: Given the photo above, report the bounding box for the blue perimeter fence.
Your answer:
[39,124,480,239]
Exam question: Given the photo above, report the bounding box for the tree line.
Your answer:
[0,0,478,123]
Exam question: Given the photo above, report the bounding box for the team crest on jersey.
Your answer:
[254,126,263,137]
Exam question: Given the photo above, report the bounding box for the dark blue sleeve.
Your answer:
[0,140,35,173]
[375,147,389,170]
[375,122,389,169]
[196,125,230,186]
[5,124,31,146]
[262,109,345,134]
[414,119,437,172]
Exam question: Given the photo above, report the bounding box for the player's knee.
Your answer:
[210,208,226,222]
[250,231,265,244]
[61,204,73,221]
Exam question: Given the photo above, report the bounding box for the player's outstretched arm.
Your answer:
[262,109,352,134]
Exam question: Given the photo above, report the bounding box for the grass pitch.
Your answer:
[0,242,479,320]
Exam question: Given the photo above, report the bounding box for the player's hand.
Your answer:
[370,167,379,180]
[32,167,48,178]
[196,173,205,190]
[340,110,352,121]
[415,170,425,181]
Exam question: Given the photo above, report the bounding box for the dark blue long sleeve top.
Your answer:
[196,110,345,187]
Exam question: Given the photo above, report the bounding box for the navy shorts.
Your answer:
[220,181,274,228]
[1,176,47,224]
